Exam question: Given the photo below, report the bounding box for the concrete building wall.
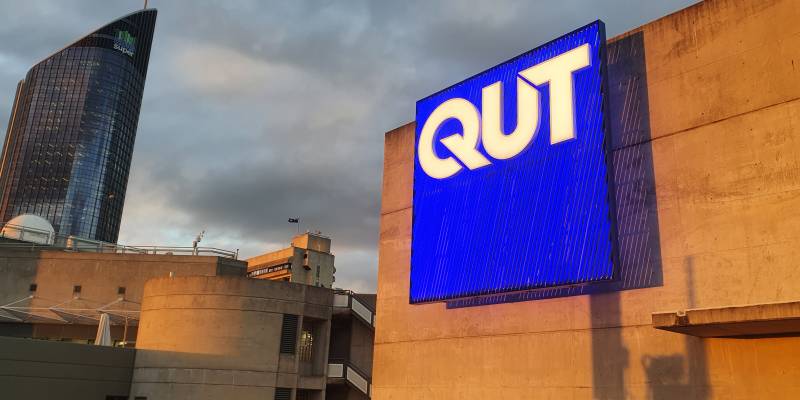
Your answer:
[374,0,800,398]
[348,318,374,377]
[0,249,246,341]
[0,335,134,399]
[0,250,245,307]
[293,234,332,253]
[130,276,333,400]
[248,233,336,288]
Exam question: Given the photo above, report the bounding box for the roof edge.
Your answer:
[28,8,157,71]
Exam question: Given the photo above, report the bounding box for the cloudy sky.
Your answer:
[0,0,697,292]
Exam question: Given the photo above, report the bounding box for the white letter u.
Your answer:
[481,77,541,160]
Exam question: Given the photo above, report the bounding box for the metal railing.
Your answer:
[328,358,371,397]
[0,221,238,259]
[333,290,375,328]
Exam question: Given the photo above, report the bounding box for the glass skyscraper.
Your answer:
[0,9,157,243]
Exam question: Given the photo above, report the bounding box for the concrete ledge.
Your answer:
[653,301,800,337]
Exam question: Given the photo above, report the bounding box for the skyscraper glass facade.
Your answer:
[0,10,156,243]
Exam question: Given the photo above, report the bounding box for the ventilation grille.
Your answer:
[280,314,298,354]
[274,387,292,400]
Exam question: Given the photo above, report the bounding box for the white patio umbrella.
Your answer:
[94,313,112,346]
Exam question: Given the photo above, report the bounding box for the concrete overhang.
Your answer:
[652,301,800,337]
[248,256,293,271]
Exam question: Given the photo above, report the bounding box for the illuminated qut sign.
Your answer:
[411,21,618,304]
[419,43,590,179]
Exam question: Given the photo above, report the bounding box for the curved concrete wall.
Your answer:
[130,276,332,400]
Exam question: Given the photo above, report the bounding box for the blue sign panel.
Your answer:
[411,21,616,303]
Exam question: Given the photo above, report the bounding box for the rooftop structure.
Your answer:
[248,232,337,288]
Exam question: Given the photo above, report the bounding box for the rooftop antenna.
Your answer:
[192,230,205,255]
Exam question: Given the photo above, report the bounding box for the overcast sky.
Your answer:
[0,0,697,292]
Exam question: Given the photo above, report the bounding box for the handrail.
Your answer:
[334,289,376,312]
[328,358,372,381]
[333,290,375,328]
[328,358,371,397]
[0,221,238,259]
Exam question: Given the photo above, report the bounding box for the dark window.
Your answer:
[117,286,126,295]
[29,283,37,292]
[296,390,313,400]
[280,314,298,354]
[274,388,292,400]
[106,396,127,400]
[73,285,81,293]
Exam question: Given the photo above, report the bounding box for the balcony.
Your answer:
[328,358,371,398]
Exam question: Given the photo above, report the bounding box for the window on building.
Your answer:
[73,285,81,294]
[274,387,292,400]
[280,314,298,354]
[296,389,315,400]
[117,286,126,295]
[299,329,313,362]
[29,283,37,292]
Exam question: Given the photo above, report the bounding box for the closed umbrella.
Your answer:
[95,313,112,346]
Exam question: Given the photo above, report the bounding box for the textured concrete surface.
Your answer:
[130,275,333,400]
[0,335,134,399]
[374,0,800,398]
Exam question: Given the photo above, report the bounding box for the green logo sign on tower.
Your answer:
[113,30,136,57]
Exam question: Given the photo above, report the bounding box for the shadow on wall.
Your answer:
[590,31,686,399]
[640,256,710,399]
[590,292,627,399]
[448,31,664,309]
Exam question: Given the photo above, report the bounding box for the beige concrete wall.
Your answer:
[374,0,800,398]
[130,275,333,400]
[249,233,337,288]
[293,233,332,253]
[0,335,134,399]
[0,249,246,341]
[0,249,245,306]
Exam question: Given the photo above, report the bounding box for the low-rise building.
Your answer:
[247,232,337,289]
[0,235,374,400]
[0,243,243,345]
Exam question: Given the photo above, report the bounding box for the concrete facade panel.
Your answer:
[645,1,800,139]
[374,1,800,398]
